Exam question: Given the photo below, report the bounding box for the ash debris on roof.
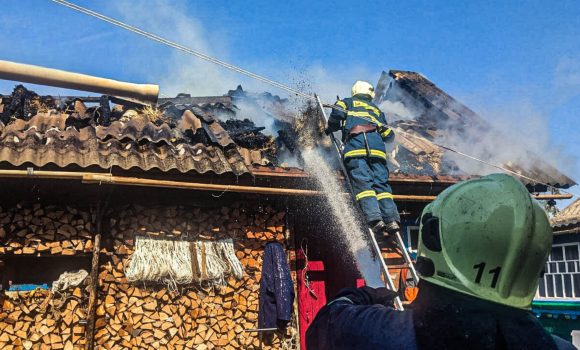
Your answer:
[220,85,307,167]
[0,86,258,175]
[375,70,576,189]
[0,84,317,175]
[220,118,277,166]
[0,85,57,124]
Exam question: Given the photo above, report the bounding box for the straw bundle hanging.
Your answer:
[125,236,244,290]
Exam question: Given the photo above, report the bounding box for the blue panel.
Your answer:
[532,309,580,316]
[7,284,50,291]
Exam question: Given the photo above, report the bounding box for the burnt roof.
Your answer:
[385,70,487,127]
[375,70,576,190]
[0,87,278,176]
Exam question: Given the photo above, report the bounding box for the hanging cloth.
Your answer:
[258,242,295,329]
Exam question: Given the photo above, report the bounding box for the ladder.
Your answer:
[314,94,419,310]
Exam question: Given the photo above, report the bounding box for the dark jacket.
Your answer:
[258,242,295,329]
[328,96,394,160]
[306,282,576,350]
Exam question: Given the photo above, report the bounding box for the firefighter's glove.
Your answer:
[324,123,333,136]
[358,286,399,307]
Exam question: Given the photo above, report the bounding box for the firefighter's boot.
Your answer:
[384,221,400,236]
[370,221,395,246]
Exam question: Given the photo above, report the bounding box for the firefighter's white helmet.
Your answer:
[417,174,553,310]
[351,81,375,99]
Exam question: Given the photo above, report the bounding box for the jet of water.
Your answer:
[302,149,384,287]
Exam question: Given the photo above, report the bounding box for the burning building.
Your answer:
[0,65,576,349]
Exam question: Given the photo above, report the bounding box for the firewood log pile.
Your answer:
[97,202,295,350]
[0,284,90,350]
[0,203,96,256]
[0,202,93,349]
[0,201,297,349]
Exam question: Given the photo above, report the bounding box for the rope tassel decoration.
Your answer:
[125,236,244,291]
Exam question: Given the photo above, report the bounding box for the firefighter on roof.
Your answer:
[326,81,399,237]
[306,174,576,350]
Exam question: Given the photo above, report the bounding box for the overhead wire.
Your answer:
[47,0,342,110]
[402,132,580,199]
[47,0,580,199]
[435,144,580,199]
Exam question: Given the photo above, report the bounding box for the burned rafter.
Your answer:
[0,85,57,125]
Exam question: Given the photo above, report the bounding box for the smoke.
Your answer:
[113,0,247,97]
[375,67,580,185]
[377,77,423,121]
[554,56,580,105]
[456,89,580,182]
[221,100,278,135]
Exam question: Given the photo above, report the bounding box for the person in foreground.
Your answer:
[306,173,577,350]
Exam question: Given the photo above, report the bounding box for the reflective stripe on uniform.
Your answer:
[335,101,347,109]
[380,128,392,138]
[377,192,394,200]
[328,296,354,305]
[344,149,387,159]
[347,111,383,127]
[353,100,381,116]
[356,190,376,200]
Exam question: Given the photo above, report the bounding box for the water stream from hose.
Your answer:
[302,149,384,287]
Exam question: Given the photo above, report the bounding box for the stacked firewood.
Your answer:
[105,203,286,257]
[0,203,95,256]
[0,285,90,350]
[95,203,294,350]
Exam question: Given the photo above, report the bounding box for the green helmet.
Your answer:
[417,173,553,310]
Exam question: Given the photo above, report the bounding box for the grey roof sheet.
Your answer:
[552,198,580,228]
[0,108,251,175]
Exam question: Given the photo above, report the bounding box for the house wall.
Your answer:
[553,233,580,245]
[533,232,580,342]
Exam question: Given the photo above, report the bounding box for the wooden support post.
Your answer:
[85,202,102,350]
[286,209,301,349]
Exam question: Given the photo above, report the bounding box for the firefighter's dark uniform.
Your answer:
[306,283,576,350]
[327,95,399,225]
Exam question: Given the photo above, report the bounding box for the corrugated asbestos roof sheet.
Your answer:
[0,107,250,176]
[551,199,580,229]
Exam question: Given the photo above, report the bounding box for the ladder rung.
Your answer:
[386,264,410,269]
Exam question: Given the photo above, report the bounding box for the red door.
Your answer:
[296,249,327,350]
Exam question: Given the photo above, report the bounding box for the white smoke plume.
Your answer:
[114,0,245,97]
[554,56,580,105]
[378,77,423,121]
[376,69,579,186]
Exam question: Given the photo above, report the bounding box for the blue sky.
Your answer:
[1,0,579,205]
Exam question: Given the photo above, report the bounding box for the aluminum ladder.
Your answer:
[314,94,419,310]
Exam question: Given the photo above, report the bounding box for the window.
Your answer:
[406,226,420,252]
[537,243,580,299]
